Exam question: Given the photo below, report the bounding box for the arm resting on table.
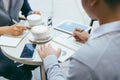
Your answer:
[44,55,66,80]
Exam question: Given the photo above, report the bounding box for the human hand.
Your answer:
[5,24,26,36]
[31,11,41,15]
[38,44,61,60]
[73,28,90,43]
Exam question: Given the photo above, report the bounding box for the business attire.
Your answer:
[21,0,32,17]
[43,21,120,80]
[0,0,24,26]
[0,0,32,26]
[0,0,36,80]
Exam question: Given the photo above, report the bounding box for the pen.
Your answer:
[67,29,84,39]
[12,19,31,30]
[80,29,84,32]
[12,19,18,24]
[67,35,72,39]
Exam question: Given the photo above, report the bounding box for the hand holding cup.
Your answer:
[27,14,42,27]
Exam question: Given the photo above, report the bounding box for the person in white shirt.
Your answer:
[38,0,120,80]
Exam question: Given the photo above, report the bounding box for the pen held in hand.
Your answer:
[12,19,30,30]
[12,19,18,24]
[67,29,84,39]
[80,29,84,32]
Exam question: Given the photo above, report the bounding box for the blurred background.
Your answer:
[28,0,91,25]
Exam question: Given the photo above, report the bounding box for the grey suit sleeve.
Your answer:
[44,55,66,80]
[44,55,93,80]
[67,58,93,80]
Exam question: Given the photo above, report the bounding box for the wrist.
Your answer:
[0,26,9,35]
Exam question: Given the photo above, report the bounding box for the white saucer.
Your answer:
[28,35,52,44]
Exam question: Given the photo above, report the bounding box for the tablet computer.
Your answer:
[20,43,36,59]
[54,20,91,34]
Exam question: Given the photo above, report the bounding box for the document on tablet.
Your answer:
[47,41,75,62]
[34,41,74,62]
[54,20,91,34]
[53,33,83,51]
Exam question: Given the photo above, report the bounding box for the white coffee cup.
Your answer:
[31,25,51,41]
[27,14,42,27]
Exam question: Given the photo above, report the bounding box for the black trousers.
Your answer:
[0,50,38,80]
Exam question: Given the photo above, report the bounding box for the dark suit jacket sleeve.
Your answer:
[21,0,32,17]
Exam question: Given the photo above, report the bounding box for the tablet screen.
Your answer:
[20,43,36,59]
[54,20,91,34]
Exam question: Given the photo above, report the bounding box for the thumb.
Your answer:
[56,48,61,57]
[74,31,81,36]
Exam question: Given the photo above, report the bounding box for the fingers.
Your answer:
[74,28,81,31]
[40,44,46,52]
[38,45,44,61]
[15,24,27,30]
[48,44,52,48]
[15,24,26,32]
[37,44,61,60]
[73,31,81,39]
[38,46,41,55]
[74,28,84,31]
[73,28,81,37]
[57,48,61,53]
[12,24,26,32]
[73,31,85,43]
[9,24,26,36]
[32,11,41,15]
[57,48,61,57]
[73,30,80,37]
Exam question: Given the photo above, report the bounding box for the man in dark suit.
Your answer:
[0,0,40,80]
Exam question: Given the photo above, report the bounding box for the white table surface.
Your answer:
[0,29,63,80]
[1,28,63,64]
